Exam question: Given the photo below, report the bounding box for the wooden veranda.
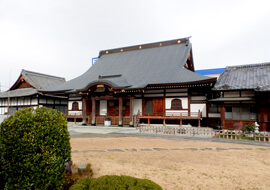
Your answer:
[135,111,202,127]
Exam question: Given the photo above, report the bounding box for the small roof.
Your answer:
[0,88,38,98]
[213,63,270,91]
[42,38,215,93]
[0,70,66,98]
[10,69,66,90]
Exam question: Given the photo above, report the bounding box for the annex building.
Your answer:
[210,63,270,131]
[0,70,68,115]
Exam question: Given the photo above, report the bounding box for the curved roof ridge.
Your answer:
[225,62,270,70]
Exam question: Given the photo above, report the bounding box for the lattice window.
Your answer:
[72,102,79,110]
[171,99,182,109]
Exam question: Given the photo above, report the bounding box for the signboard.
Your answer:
[92,57,98,65]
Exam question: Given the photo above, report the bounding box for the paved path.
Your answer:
[71,147,270,154]
[68,123,270,147]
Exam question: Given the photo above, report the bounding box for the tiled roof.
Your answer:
[21,70,66,89]
[0,70,66,98]
[41,38,215,93]
[0,88,38,98]
[213,63,270,91]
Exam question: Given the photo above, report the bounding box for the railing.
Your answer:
[215,130,270,142]
[139,111,201,118]
[139,125,215,137]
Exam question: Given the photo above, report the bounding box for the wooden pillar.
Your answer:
[91,97,96,126]
[129,97,134,127]
[163,118,166,126]
[220,103,225,129]
[82,98,87,125]
[180,119,182,126]
[118,97,123,126]
[188,92,191,115]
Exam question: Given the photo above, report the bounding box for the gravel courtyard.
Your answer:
[70,131,270,190]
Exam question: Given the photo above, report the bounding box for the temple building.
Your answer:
[41,37,216,126]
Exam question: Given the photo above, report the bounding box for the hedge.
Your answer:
[0,107,71,189]
[70,175,162,190]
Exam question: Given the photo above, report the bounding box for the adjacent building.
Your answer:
[209,63,270,131]
[0,70,68,115]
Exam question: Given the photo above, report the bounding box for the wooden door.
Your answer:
[153,98,165,116]
[258,107,270,131]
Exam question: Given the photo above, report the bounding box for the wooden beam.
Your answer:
[91,97,96,125]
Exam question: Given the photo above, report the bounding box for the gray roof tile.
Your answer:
[213,63,270,91]
[21,70,66,89]
[42,38,215,93]
[0,88,38,98]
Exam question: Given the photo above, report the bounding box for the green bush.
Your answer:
[243,123,255,133]
[69,178,93,190]
[70,175,162,190]
[0,107,71,189]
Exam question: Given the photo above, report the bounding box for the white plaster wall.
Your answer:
[0,107,7,115]
[190,104,206,117]
[208,113,221,118]
[0,114,8,124]
[68,111,82,116]
[25,98,30,105]
[99,100,107,115]
[165,93,188,97]
[133,99,142,114]
[11,99,16,106]
[19,98,24,105]
[190,96,206,101]
[68,101,82,110]
[165,98,188,109]
[31,98,38,105]
[165,110,188,116]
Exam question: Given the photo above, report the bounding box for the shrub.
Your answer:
[243,123,255,133]
[70,175,162,190]
[0,107,71,189]
[77,163,94,178]
[69,178,93,190]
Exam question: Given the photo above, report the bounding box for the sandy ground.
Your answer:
[71,135,270,190]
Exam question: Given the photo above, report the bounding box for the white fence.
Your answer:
[139,125,215,138]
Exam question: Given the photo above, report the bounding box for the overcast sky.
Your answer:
[1,0,270,91]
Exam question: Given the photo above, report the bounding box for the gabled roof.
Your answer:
[213,63,270,91]
[10,69,66,90]
[0,70,66,98]
[41,38,215,93]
